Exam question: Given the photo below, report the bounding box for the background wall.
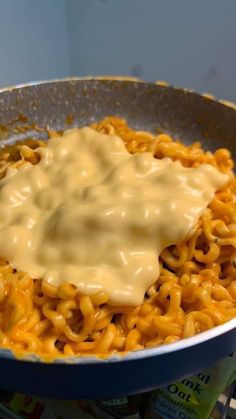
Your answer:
[0,0,71,87]
[66,0,236,101]
[0,0,236,101]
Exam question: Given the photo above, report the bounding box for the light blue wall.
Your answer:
[0,0,71,87]
[0,0,236,101]
[66,0,236,101]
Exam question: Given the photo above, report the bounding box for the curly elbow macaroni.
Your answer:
[0,117,235,358]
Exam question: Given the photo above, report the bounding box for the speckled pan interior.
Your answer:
[0,79,235,161]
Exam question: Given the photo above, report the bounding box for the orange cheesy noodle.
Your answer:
[0,116,235,358]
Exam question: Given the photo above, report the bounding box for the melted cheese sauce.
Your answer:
[0,128,229,305]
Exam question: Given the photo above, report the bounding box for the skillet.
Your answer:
[0,78,235,399]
